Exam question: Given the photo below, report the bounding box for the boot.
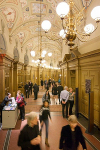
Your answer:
[45,138,50,147]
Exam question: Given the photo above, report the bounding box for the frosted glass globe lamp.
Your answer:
[56,2,69,18]
[41,20,51,32]
[84,24,94,34]
[91,6,100,22]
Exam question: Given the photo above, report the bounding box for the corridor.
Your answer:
[0,88,100,150]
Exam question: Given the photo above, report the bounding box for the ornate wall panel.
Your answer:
[80,68,100,126]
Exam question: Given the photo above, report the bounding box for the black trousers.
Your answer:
[34,92,38,100]
[58,93,60,103]
[69,100,74,115]
[19,106,25,119]
[0,105,3,123]
[62,101,69,118]
[26,91,29,98]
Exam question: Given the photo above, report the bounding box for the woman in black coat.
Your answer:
[59,115,87,150]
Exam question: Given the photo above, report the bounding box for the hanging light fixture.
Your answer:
[48,52,52,57]
[30,51,35,57]
[41,0,100,50]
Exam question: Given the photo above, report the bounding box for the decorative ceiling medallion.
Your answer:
[31,3,47,14]
[81,0,92,7]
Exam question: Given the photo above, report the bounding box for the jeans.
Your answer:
[41,119,49,138]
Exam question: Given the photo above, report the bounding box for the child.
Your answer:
[39,100,52,147]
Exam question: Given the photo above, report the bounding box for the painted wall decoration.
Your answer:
[17,32,25,44]
[19,0,27,8]
[24,54,29,65]
[81,0,92,7]
[23,12,35,21]
[0,34,6,51]
[2,7,16,30]
[13,47,19,61]
[31,3,47,14]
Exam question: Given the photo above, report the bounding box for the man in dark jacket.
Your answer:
[24,83,29,98]
[33,83,39,100]
[57,83,63,104]
[29,81,33,95]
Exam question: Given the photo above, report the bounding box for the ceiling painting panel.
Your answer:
[31,3,47,14]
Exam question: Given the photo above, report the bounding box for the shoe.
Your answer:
[45,138,50,147]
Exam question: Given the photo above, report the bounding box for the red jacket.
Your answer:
[16,96,25,107]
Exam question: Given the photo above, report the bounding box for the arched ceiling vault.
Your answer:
[0,0,85,63]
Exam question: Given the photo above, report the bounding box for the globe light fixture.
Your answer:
[56,2,69,18]
[30,51,35,57]
[42,50,47,55]
[48,52,52,57]
[56,0,100,49]
[59,29,67,39]
[41,20,51,32]
[91,6,100,22]
[84,24,94,34]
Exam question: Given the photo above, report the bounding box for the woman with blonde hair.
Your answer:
[68,88,75,115]
[18,112,41,150]
[59,115,87,150]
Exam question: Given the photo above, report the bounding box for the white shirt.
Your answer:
[60,90,69,103]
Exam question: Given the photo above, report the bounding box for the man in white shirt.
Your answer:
[60,86,69,118]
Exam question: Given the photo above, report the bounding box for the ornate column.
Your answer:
[13,62,18,97]
[9,62,13,96]
[0,54,5,102]
[61,69,64,87]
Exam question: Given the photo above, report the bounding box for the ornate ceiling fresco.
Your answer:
[0,0,89,65]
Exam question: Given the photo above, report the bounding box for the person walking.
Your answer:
[60,86,69,118]
[24,82,29,98]
[52,84,58,104]
[41,79,43,89]
[33,83,39,100]
[57,83,63,104]
[29,81,33,95]
[18,112,41,150]
[39,100,52,147]
[59,115,87,150]
[42,90,51,104]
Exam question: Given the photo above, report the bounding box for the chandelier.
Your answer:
[41,0,100,50]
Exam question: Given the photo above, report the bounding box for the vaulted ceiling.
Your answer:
[0,0,92,65]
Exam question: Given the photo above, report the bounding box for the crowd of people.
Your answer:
[0,78,87,150]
